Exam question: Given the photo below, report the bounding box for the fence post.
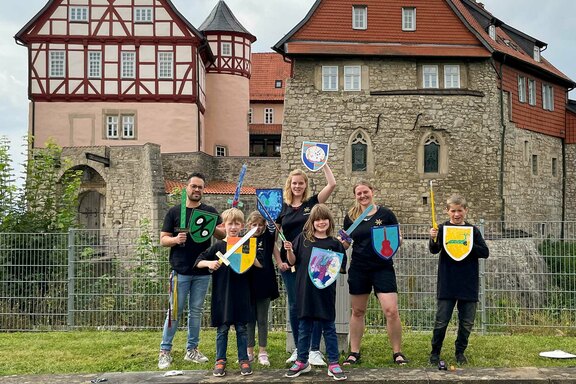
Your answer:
[478,218,486,335]
[67,229,75,329]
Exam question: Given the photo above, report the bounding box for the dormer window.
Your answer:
[488,24,496,40]
[402,8,416,31]
[275,80,283,88]
[533,46,541,62]
[69,7,89,22]
[352,5,367,30]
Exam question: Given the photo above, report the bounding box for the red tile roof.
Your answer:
[165,180,255,195]
[249,124,282,135]
[250,53,292,101]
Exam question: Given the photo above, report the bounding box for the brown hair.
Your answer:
[246,211,265,226]
[303,204,335,243]
[347,180,375,221]
[446,194,467,209]
[283,169,310,205]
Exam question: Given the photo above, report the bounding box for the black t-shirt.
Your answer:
[343,206,398,270]
[161,203,221,275]
[429,221,490,301]
[276,194,320,262]
[292,234,347,321]
[248,229,280,301]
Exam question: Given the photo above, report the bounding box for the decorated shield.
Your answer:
[371,224,401,260]
[301,142,330,172]
[189,210,219,243]
[443,225,474,261]
[226,237,257,274]
[308,247,343,289]
[256,188,283,221]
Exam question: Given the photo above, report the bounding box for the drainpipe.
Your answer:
[561,138,566,238]
[498,56,507,224]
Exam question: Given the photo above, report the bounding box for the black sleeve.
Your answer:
[343,215,352,229]
[429,224,443,254]
[473,226,489,259]
[292,234,304,266]
[194,242,219,267]
[161,207,176,233]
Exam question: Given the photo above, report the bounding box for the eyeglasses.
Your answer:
[188,184,204,190]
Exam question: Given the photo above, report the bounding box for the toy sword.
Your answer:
[228,164,247,208]
[175,187,189,247]
[214,226,259,268]
[338,204,375,243]
[255,194,286,242]
[430,180,438,242]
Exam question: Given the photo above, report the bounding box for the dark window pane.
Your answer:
[352,142,367,171]
[424,142,439,173]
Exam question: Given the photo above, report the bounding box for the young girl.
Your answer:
[283,204,347,381]
[246,211,280,366]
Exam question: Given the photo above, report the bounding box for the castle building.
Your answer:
[14,0,576,231]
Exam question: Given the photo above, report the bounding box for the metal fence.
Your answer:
[1,222,575,333]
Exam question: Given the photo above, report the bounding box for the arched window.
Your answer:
[351,132,368,171]
[424,135,440,173]
[417,131,447,178]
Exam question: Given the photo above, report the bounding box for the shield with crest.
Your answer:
[256,188,283,221]
[371,224,401,260]
[189,210,219,243]
[301,142,330,172]
[308,247,343,289]
[226,237,257,274]
[443,225,474,261]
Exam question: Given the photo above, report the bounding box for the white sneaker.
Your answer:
[158,351,173,369]
[309,350,327,366]
[286,348,298,363]
[184,348,209,363]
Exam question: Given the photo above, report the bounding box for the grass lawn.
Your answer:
[1,330,575,375]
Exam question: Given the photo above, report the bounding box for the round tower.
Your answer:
[199,0,256,157]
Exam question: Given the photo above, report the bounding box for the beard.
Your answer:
[188,192,202,202]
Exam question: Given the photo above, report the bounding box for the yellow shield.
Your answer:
[443,226,473,261]
[226,237,257,274]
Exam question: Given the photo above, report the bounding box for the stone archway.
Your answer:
[70,165,106,229]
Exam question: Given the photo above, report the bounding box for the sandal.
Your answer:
[393,352,409,365]
[343,351,361,365]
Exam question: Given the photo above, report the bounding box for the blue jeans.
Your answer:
[160,273,210,352]
[216,323,249,362]
[296,318,339,364]
[431,299,477,355]
[282,270,322,348]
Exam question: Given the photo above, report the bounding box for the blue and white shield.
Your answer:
[301,142,330,172]
[371,225,401,260]
[256,188,283,221]
[308,247,343,289]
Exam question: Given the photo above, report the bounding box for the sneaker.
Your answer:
[185,348,209,363]
[213,359,226,377]
[285,361,311,378]
[240,361,253,376]
[285,348,298,364]
[455,353,468,365]
[158,351,173,369]
[258,352,270,366]
[309,350,327,366]
[429,353,440,365]
[327,363,347,381]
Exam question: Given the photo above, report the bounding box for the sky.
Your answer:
[1,0,575,175]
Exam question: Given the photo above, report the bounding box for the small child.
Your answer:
[245,211,280,366]
[283,204,348,381]
[195,208,261,377]
[428,195,489,366]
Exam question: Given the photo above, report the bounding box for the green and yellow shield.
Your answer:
[443,225,473,261]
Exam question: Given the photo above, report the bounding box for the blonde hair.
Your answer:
[347,180,375,221]
[446,194,468,209]
[221,207,244,224]
[246,211,265,226]
[303,204,335,243]
[283,169,310,205]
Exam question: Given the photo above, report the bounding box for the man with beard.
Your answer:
[158,172,225,369]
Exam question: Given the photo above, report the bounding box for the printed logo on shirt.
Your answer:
[443,226,474,261]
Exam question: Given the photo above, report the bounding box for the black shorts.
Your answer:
[348,265,398,295]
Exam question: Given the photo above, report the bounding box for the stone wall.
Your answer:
[566,144,576,221]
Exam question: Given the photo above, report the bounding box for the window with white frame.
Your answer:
[106,114,136,139]
[121,51,136,78]
[352,5,367,30]
[248,108,253,124]
[221,42,232,56]
[344,66,361,91]
[488,24,496,40]
[134,7,153,23]
[542,84,554,111]
[444,65,460,88]
[88,51,101,78]
[158,52,173,79]
[49,51,66,78]
[70,7,89,22]
[322,66,338,91]
[422,65,438,88]
[215,146,227,157]
[533,46,541,62]
[264,108,274,124]
[528,79,536,106]
[518,76,526,103]
[402,7,416,31]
